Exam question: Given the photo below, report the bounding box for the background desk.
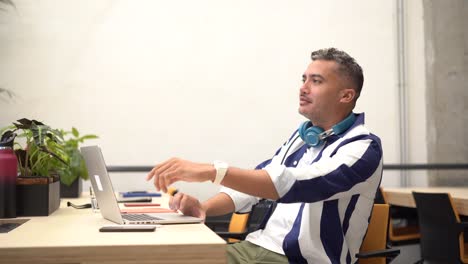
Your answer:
[383,187,468,216]
[0,195,226,264]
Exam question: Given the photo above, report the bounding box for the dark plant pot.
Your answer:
[60,179,82,198]
[16,178,60,216]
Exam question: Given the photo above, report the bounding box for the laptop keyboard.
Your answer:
[122,214,163,221]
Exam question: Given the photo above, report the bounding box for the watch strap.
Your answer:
[213,160,228,185]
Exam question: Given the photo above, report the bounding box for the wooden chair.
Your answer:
[223,212,250,243]
[216,201,400,263]
[379,187,420,244]
[356,204,400,264]
[215,199,275,243]
[412,192,468,264]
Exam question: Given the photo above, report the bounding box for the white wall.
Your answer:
[0,0,427,201]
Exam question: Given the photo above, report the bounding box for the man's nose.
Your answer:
[300,84,309,95]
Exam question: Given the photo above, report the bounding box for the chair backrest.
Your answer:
[412,192,462,263]
[374,187,386,204]
[227,212,250,243]
[246,199,276,232]
[222,199,276,243]
[379,187,420,243]
[359,204,389,264]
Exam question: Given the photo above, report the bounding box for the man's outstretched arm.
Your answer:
[147,158,279,200]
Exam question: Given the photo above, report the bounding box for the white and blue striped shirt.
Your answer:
[221,113,383,264]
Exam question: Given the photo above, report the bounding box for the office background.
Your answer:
[0,0,465,201]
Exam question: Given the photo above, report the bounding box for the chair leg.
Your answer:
[463,242,468,264]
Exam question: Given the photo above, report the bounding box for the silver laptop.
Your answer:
[81,145,203,225]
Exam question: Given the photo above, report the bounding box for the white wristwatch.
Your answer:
[213,160,229,185]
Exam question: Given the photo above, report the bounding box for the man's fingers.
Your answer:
[179,194,188,212]
[147,158,186,192]
[159,163,181,193]
[146,159,175,190]
[146,166,156,181]
[146,163,164,183]
[168,195,174,210]
[169,193,182,210]
[153,160,174,176]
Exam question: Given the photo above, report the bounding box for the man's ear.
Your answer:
[339,88,356,103]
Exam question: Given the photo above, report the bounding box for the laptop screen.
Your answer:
[81,145,125,224]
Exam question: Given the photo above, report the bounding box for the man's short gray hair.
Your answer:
[311,48,364,98]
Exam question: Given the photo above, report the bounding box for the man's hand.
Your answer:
[169,192,206,220]
[146,158,215,192]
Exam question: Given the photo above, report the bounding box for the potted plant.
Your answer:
[1,118,97,215]
[58,127,98,197]
[2,118,66,216]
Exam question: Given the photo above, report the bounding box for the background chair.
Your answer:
[356,204,400,264]
[412,192,468,264]
[378,187,420,245]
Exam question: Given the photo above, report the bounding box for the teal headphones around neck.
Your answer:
[298,113,356,147]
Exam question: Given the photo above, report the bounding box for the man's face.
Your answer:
[298,60,347,124]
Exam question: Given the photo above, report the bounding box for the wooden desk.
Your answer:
[0,195,226,264]
[383,187,468,216]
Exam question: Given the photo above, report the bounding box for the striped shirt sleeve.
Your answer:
[265,134,383,203]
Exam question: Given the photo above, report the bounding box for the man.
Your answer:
[147,48,383,263]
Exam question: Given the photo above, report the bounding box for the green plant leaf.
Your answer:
[71,127,79,138]
[0,125,15,136]
[31,123,47,146]
[59,168,76,186]
[9,118,98,184]
[79,134,98,142]
[14,118,45,129]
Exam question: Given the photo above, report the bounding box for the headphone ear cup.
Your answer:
[298,121,310,142]
[305,126,324,147]
[299,122,325,147]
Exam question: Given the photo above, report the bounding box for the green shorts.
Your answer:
[226,240,288,264]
